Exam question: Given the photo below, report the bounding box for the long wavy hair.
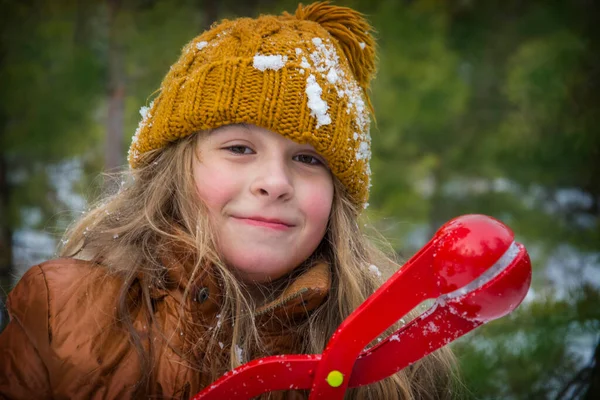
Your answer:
[59,130,460,399]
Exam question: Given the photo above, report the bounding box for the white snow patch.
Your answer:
[300,57,311,69]
[305,74,331,128]
[356,141,371,161]
[368,264,382,277]
[139,105,150,120]
[359,42,366,50]
[253,54,288,71]
[301,36,372,176]
[326,68,339,84]
[196,41,208,51]
[128,100,155,161]
[235,344,244,363]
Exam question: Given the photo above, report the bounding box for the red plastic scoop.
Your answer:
[192,214,532,399]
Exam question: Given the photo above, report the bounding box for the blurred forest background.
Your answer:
[1,0,598,398]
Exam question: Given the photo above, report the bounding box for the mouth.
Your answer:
[232,216,294,230]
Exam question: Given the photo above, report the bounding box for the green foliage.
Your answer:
[454,285,600,398]
[1,1,105,231]
[118,0,205,156]
[362,0,600,396]
[368,0,468,227]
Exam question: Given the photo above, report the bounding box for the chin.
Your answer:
[226,252,298,283]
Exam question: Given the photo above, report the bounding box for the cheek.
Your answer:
[299,178,333,232]
[193,162,235,210]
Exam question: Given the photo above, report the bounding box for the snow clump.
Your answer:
[235,344,244,363]
[300,37,372,177]
[306,74,332,128]
[253,54,288,71]
[368,264,382,277]
[128,100,155,162]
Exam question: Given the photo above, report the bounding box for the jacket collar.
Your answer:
[156,246,331,321]
[254,261,330,319]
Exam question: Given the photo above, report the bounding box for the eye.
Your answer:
[294,154,323,166]
[224,145,254,155]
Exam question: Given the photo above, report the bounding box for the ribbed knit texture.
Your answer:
[128,2,377,208]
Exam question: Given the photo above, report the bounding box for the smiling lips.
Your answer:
[233,216,294,230]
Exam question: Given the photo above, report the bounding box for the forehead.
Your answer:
[210,123,260,136]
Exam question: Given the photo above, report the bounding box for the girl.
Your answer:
[0,2,457,399]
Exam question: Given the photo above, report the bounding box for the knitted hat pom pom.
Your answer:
[291,2,376,109]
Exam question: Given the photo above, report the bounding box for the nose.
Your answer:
[250,157,294,201]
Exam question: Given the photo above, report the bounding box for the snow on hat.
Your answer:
[128,1,377,209]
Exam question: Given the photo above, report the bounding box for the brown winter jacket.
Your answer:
[0,255,331,399]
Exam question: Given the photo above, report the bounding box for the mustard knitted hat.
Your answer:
[128,2,377,208]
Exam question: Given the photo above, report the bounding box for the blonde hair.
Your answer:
[60,131,459,399]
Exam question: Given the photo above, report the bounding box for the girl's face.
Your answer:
[193,124,333,283]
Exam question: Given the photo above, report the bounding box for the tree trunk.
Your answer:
[0,154,13,332]
[203,0,219,30]
[584,338,600,399]
[105,0,125,175]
